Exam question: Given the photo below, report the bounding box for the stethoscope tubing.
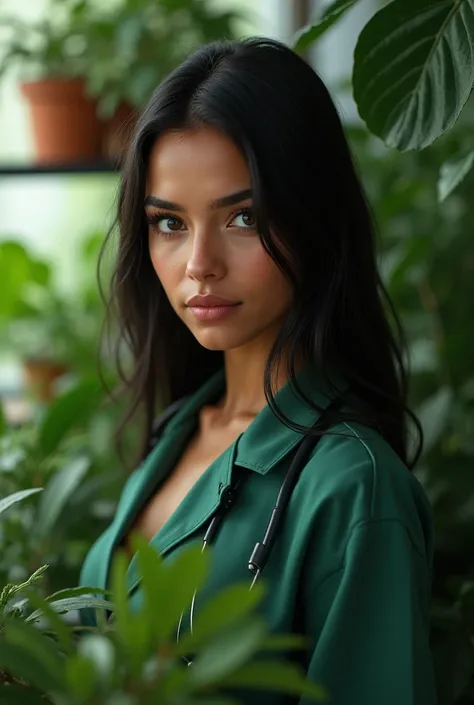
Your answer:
[177,397,343,665]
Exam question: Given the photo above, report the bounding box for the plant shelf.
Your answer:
[0,162,119,176]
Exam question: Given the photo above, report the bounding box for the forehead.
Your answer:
[146,126,251,201]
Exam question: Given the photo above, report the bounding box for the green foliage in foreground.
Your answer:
[0,491,325,705]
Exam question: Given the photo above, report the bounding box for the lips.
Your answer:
[186,294,240,307]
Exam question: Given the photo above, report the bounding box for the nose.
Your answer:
[185,230,226,282]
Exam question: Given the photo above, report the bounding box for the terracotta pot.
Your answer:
[22,358,68,403]
[101,101,138,164]
[21,77,102,165]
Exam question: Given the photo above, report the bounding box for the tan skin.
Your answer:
[126,126,295,545]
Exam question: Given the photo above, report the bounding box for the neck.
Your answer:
[218,334,302,423]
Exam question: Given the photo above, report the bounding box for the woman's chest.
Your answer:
[127,470,311,638]
[127,423,247,546]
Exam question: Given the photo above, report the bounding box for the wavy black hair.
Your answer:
[98,36,422,471]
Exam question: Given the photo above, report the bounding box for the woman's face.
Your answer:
[145,125,292,353]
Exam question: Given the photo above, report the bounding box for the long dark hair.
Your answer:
[98,36,422,471]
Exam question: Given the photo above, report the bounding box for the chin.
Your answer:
[192,329,255,352]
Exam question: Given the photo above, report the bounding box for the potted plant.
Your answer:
[0,234,110,403]
[76,0,246,163]
[0,0,102,165]
[0,0,101,165]
[0,0,246,166]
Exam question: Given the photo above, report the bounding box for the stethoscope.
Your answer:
[176,396,343,666]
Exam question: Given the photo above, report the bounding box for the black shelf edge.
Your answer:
[0,161,120,175]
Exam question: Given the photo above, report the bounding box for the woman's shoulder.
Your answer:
[297,420,433,560]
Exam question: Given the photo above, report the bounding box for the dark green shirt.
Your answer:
[79,367,437,704]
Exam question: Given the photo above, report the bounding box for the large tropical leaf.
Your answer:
[293,0,360,52]
[353,0,474,150]
[438,149,474,200]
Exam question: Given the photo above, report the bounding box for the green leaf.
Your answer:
[65,654,99,699]
[129,533,163,639]
[353,0,474,151]
[190,617,267,687]
[24,589,74,655]
[293,0,360,52]
[115,13,143,57]
[417,386,453,453]
[109,550,135,646]
[0,566,49,611]
[221,659,327,701]
[0,622,65,692]
[34,456,90,538]
[438,149,474,201]
[46,585,112,603]
[27,595,115,623]
[38,377,103,457]
[0,684,46,704]
[0,241,50,320]
[129,540,210,642]
[177,581,266,655]
[127,65,159,107]
[0,488,43,518]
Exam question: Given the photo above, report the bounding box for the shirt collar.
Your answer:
[164,364,346,475]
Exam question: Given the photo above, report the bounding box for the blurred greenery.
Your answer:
[0,493,325,704]
[345,93,474,703]
[0,0,245,119]
[0,230,109,376]
[0,1,472,698]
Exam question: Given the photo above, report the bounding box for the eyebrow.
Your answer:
[144,188,253,212]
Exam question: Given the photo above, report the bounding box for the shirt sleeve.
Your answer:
[298,519,437,705]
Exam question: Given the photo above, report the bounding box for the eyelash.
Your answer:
[145,207,257,238]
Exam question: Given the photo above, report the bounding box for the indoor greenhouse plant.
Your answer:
[0,0,246,164]
[0,0,102,164]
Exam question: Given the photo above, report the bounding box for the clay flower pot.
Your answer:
[22,358,69,403]
[21,77,102,165]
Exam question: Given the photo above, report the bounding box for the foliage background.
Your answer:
[0,0,473,702]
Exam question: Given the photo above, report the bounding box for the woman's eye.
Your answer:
[147,213,185,234]
[230,209,257,229]
[157,216,184,233]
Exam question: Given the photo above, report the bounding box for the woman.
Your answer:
[80,37,437,704]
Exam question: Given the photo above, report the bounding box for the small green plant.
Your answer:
[0,376,122,595]
[77,0,246,119]
[0,232,110,377]
[0,0,246,119]
[0,491,325,704]
[0,0,90,82]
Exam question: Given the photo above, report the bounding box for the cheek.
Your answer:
[241,247,292,307]
[148,237,181,288]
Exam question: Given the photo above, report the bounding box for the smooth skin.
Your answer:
[145,125,294,425]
